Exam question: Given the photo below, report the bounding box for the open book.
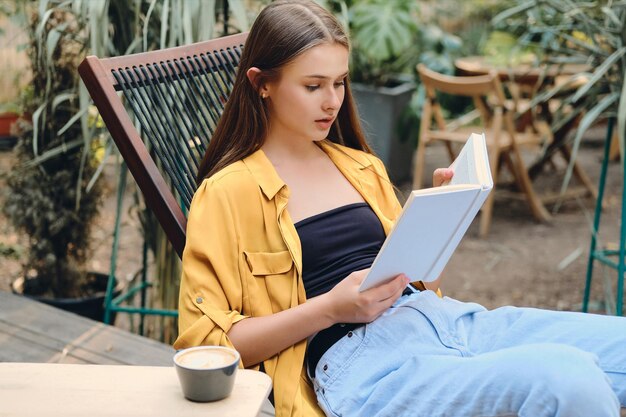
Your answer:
[359,133,493,292]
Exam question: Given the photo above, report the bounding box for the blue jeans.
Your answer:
[311,290,626,417]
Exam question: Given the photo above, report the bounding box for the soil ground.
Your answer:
[0,123,623,318]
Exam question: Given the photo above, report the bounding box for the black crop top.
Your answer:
[294,202,386,298]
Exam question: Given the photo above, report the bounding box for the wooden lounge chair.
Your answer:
[78,32,248,326]
[78,32,248,258]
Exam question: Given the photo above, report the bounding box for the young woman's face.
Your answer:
[264,42,349,143]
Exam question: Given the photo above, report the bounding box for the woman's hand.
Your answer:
[433,168,454,187]
[323,269,409,324]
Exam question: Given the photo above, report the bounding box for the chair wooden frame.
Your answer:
[457,60,598,198]
[78,32,248,325]
[413,64,552,236]
[78,32,248,258]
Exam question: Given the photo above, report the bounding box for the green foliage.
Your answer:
[321,0,465,147]
[481,31,540,66]
[493,0,626,193]
[3,5,103,297]
[418,24,463,75]
[349,0,418,85]
[3,0,249,300]
[322,0,463,86]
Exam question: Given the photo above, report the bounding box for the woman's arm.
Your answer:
[228,270,408,367]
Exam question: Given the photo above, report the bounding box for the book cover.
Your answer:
[359,133,492,292]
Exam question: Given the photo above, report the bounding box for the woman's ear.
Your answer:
[246,67,269,98]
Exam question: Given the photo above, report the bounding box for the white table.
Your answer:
[0,362,272,417]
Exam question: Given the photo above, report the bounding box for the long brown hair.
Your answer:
[196,0,372,184]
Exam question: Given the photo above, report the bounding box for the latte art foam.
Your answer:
[175,349,237,369]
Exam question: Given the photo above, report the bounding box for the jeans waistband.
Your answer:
[307,285,420,378]
[307,322,362,378]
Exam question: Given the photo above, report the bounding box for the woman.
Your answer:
[174,1,626,416]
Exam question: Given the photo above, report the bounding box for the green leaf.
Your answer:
[195,0,216,41]
[51,91,76,113]
[181,0,195,45]
[559,32,609,57]
[23,138,84,168]
[56,106,88,136]
[88,0,109,57]
[557,92,620,209]
[86,135,112,193]
[143,0,159,51]
[572,47,626,103]
[228,0,249,32]
[46,24,66,64]
[36,1,70,65]
[601,6,622,27]
[31,103,47,158]
[160,0,170,48]
[492,0,537,27]
[123,37,142,56]
[351,1,416,62]
[78,81,90,150]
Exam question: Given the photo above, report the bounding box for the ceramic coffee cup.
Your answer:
[173,346,240,402]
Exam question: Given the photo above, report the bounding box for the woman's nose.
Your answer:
[324,87,341,110]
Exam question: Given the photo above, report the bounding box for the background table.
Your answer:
[0,362,272,417]
[455,56,589,80]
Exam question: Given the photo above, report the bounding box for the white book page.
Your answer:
[449,133,493,188]
[449,134,478,186]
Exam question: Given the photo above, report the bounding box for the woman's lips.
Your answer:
[315,117,334,129]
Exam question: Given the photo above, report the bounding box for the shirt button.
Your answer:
[323,364,328,371]
[196,297,203,304]
[347,331,353,338]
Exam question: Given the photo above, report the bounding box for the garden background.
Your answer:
[0,0,623,343]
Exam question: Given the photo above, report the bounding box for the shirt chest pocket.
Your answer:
[243,250,295,311]
[244,250,293,276]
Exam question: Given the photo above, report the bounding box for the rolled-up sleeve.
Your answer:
[174,178,248,351]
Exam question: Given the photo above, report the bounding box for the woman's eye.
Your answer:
[306,85,320,91]
[334,80,345,88]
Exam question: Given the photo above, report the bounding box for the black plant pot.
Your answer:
[0,135,17,151]
[11,272,120,323]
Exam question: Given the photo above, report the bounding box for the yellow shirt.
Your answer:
[174,140,403,417]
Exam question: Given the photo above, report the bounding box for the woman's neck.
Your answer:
[261,135,324,167]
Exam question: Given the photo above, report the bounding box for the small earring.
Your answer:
[261,93,267,99]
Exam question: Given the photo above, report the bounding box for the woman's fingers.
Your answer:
[433,167,454,187]
[328,271,409,323]
[366,274,408,302]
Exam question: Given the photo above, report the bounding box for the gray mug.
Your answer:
[173,346,240,402]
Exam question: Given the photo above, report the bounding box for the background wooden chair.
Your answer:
[413,64,551,236]
[455,59,597,202]
[78,32,248,324]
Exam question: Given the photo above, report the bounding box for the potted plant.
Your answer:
[3,5,111,321]
[330,0,419,182]
[0,105,20,150]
